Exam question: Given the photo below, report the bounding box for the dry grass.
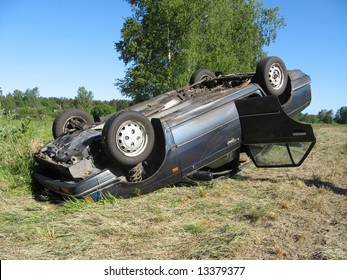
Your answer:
[0,124,346,260]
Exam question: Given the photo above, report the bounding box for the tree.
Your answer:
[50,97,75,110]
[74,87,94,111]
[295,113,319,124]
[41,98,62,113]
[23,87,40,107]
[318,109,333,124]
[12,89,24,108]
[3,93,15,114]
[334,106,347,124]
[0,87,3,114]
[116,0,285,102]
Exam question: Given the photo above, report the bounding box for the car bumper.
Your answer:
[32,169,123,201]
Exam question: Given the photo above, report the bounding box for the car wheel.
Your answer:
[52,108,94,139]
[102,111,155,166]
[255,56,288,96]
[189,69,217,85]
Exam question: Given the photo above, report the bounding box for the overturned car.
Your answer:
[32,56,316,201]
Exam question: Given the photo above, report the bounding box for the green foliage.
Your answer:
[23,87,40,107]
[116,0,285,102]
[295,113,319,124]
[0,115,31,139]
[295,107,347,125]
[0,117,52,190]
[91,104,115,119]
[74,86,94,112]
[318,109,334,124]
[0,87,4,115]
[3,92,16,113]
[0,87,130,119]
[48,97,75,110]
[334,106,347,124]
[12,89,24,107]
[112,99,132,111]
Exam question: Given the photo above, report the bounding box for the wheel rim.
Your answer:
[116,120,148,157]
[268,63,284,90]
[200,74,213,81]
[63,117,87,134]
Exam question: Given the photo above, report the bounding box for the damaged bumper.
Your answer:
[32,168,124,201]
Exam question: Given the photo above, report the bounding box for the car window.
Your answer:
[247,141,315,167]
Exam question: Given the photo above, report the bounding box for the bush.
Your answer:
[91,104,116,120]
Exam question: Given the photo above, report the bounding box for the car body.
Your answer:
[32,57,316,201]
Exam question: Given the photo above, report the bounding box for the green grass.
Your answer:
[0,116,52,191]
[0,119,346,260]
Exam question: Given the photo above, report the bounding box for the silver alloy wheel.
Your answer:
[116,120,148,157]
[268,63,284,90]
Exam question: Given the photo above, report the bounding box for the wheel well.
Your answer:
[143,118,166,177]
[278,75,292,105]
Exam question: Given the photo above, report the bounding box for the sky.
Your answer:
[0,0,346,114]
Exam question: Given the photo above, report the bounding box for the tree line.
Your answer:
[295,108,347,124]
[0,86,131,119]
[1,85,345,124]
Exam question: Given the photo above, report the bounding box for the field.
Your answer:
[0,116,346,260]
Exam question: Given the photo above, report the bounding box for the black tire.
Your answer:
[52,108,94,139]
[255,56,288,96]
[102,111,155,166]
[189,69,217,85]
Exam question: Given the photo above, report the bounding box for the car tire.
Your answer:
[52,108,94,139]
[255,56,288,96]
[189,69,217,85]
[102,111,155,166]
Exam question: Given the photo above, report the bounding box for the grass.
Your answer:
[0,117,346,260]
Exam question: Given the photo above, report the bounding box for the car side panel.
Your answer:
[283,70,312,117]
[170,101,242,173]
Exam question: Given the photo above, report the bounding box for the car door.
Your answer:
[235,95,316,167]
[169,100,242,173]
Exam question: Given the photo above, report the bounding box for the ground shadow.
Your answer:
[231,174,347,196]
[304,179,347,196]
[30,160,67,203]
[30,179,65,204]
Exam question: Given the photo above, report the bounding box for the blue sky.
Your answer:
[0,0,346,114]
